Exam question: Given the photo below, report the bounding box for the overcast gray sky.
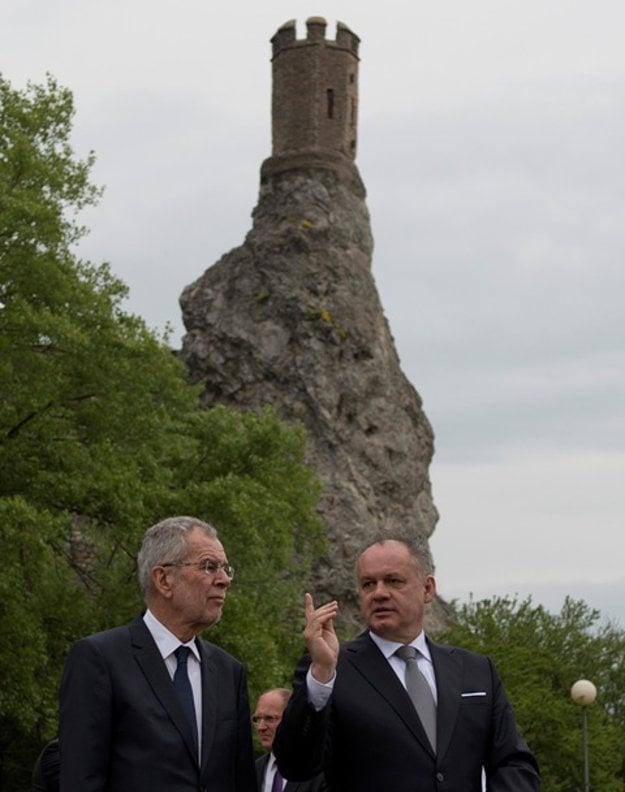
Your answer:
[5,0,624,625]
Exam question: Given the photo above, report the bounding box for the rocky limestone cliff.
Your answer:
[179,157,448,633]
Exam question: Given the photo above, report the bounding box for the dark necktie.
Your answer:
[396,644,437,752]
[271,765,284,792]
[174,646,199,754]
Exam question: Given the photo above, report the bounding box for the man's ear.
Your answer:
[423,574,437,604]
[151,566,174,599]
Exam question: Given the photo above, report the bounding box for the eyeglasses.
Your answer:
[161,559,235,579]
[252,715,280,724]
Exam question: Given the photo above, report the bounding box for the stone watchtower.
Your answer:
[262,18,363,193]
[270,17,359,161]
[180,18,447,633]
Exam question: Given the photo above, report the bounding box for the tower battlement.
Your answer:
[271,17,360,58]
[268,17,361,165]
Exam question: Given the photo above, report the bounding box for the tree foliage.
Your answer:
[0,73,324,788]
[440,595,625,791]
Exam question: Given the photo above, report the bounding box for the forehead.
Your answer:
[184,529,225,558]
[357,540,418,578]
[255,692,286,712]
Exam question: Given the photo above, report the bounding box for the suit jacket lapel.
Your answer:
[427,639,463,762]
[257,753,270,789]
[129,616,199,763]
[343,632,435,756]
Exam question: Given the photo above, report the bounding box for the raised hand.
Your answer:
[303,592,340,683]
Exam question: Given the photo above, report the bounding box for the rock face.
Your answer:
[179,18,447,633]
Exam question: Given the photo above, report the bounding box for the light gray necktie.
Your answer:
[396,644,437,752]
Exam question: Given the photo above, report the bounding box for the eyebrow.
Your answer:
[196,555,228,562]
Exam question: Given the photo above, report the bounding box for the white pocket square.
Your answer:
[461,691,487,697]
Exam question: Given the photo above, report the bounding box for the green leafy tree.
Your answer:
[440,595,625,791]
[0,73,324,788]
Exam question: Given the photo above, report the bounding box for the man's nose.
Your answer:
[215,570,231,587]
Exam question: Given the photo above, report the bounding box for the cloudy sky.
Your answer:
[5,1,624,625]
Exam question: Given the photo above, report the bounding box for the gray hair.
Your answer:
[356,531,434,576]
[137,516,218,600]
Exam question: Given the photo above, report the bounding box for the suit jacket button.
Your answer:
[436,772,445,782]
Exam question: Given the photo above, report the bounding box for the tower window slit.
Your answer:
[326,89,334,119]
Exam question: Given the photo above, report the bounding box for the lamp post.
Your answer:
[570,679,597,792]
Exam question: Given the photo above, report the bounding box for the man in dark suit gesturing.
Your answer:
[254,688,326,792]
[59,516,257,791]
[274,533,540,792]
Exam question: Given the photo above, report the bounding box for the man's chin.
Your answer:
[199,609,224,630]
[368,615,397,635]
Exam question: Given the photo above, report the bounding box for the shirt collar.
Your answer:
[143,609,201,662]
[368,629,432,664]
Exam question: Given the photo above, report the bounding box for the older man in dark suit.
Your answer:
[274,532,540,792]
[254,688,326,792]
[59,516,256,791]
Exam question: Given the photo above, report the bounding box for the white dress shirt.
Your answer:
[143,609,203,759]
[262,753,282,792]
[369,630,438,702]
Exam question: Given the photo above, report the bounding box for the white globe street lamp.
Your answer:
[571,679,597,792]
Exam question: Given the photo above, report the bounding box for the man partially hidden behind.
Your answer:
[59,516,257,791]
[274,533,540,792]
[254,688,326,792]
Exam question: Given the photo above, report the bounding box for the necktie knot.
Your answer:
[175,645,191,665]
[396,644,418,663]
